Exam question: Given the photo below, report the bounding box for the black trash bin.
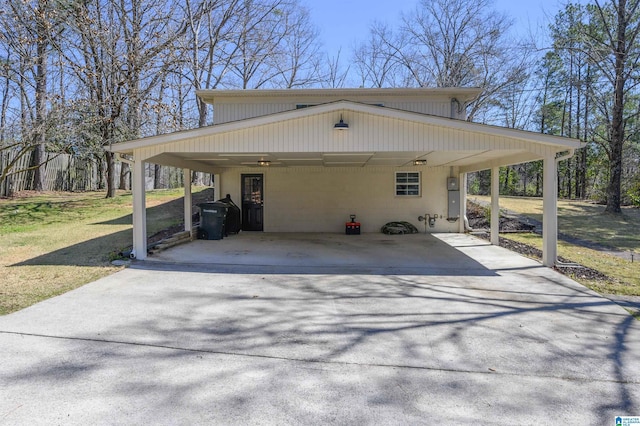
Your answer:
[197,202,228,240]
[216,194,241,235]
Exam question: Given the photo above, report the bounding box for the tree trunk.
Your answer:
[119,162,130,190]
[154,164,161,189]
[565,157,572,199]
[606,139,624,212]
[31,144,46,191]
[0,50,10,145]
[105,151,116,198]
[502,166,510,193]
[604,0,628,214]
[94,154,104,189]
[477,170,491,195]
[32,11,48,192]
[198,97,208,127]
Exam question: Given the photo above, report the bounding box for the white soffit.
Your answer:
[162,149,536,169]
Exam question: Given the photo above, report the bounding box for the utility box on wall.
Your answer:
[448,190,460,219]
[447,177,459,191]
[447,177,460,220]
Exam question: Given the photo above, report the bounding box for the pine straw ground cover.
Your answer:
[0,188,212,315]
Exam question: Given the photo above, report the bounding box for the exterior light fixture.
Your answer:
[334,114,349,130]
[257,160,271,166]
[413,159,427,166]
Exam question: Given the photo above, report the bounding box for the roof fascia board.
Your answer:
[460,152,546,174]
[196,87,483,104]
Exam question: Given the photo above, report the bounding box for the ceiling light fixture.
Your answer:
[257,160,271,166]
[413,159,427,166]
[334,114,349,130]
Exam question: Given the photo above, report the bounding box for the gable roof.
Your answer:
[107,100,582,155]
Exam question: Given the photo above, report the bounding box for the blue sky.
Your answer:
[309,0,568,58]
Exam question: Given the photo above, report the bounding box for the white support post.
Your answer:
[132,153,147,260]
[459,172,467,233]
[213,173,221,201]
[184,169,192,235]
[542,154,558,267]
[491,166,500,245]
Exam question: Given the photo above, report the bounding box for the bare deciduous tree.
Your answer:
[226,0,323,89]
[0,0,66,191]
[323,49,350,89]
[182,0,240,127]
[353,0,528,121]
[61,0,195,196]
[353,22,408,88]
[268,4,323,88]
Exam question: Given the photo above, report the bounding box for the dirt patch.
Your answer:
[148,223,187,245]
[466,201,536,232]
[488,234,613,282]
[146,189,216,244]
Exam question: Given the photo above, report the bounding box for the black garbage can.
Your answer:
[216,194,241,235]
[197,202,228,240]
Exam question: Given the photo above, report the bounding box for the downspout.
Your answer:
[450,98,462,119]
[556,149,575,164]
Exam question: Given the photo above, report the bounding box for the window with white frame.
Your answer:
[395,172,421,196]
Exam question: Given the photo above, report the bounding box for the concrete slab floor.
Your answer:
[0,233,639,424]
[147,232,537,274]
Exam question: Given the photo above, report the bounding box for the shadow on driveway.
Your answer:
[141,232,503,277]
[1,233,639,424]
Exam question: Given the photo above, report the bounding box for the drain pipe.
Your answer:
[556,149,575,164]
[463,215,473,232]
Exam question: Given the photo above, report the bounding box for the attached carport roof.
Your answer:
[107,100,582,173]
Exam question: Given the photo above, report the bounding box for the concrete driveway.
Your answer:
[1,233,639,425]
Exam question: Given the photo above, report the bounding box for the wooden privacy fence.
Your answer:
[1,151,201,197]
[0,151,101,197]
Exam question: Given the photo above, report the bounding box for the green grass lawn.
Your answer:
[470,195,640,298]
[0,188,212,315]
[503,233,640,296]
[470,195,640,252]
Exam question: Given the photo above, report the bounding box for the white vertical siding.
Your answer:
[214,102,296,124]
[160,110,534,155]
[213,99,455,124]
[386,101,451,118]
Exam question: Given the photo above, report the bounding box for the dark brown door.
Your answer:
[241,174,264,231]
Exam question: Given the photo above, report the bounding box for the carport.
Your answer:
[146,232,511,275]
[106,88,582,266]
